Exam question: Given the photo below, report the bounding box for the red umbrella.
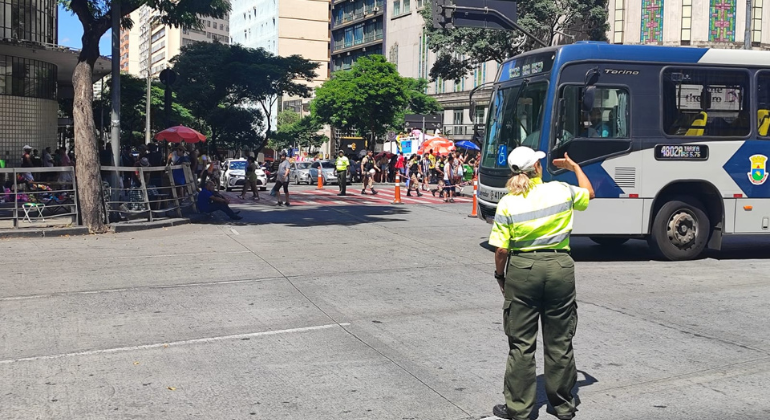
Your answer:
[154,126,207,143]
[417,137,455,155]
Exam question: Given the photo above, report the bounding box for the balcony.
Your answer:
[443,124,482,138]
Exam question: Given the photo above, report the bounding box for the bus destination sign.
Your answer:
[655,144,709,161]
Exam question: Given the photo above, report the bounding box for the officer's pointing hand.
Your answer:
[552,153,579,172]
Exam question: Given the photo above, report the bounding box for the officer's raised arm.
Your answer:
[553,152,595,200]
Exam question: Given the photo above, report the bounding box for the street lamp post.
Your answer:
[145,18,153,144]
[110,0,121,166]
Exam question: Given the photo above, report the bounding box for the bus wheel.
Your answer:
[648,197,709,261]
[589,237,629,247]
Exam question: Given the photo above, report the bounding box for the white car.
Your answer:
[220,158,268,191]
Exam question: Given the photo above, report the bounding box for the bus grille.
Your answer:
[614,167,636,189]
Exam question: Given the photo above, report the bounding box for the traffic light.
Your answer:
[432,0,454,29]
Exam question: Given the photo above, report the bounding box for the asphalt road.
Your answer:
[1,198,769,420]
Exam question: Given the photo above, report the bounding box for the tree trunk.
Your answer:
[72,57,108,233]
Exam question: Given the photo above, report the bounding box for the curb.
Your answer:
[109,218,191,233]
[0,226,89,239]
[0,219,192,239]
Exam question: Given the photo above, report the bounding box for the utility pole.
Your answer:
[744,0,753,50]
[110,0,121,166]
[145,17,153,144]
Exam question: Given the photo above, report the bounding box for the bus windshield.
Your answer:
[482,81,548,170]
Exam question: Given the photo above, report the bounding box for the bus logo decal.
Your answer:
[748,154,768,185]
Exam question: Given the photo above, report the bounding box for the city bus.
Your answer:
[476,42,770,260]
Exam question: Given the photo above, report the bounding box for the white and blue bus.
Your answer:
[477,42,770,260]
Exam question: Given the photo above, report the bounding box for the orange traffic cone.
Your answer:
[468,177,478,218]
[392,172,403,204]
[317,170,323,189]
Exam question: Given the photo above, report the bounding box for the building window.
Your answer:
[613,0,625,44]
[681,0,692,45]
[709,0,737,42]
[0,55,58,100]
[640,0,663,44]
[393,0,401,17]
[752,0,763,45]
[474,106,486,125]
[417,0,424,8]
[403,0,410,13]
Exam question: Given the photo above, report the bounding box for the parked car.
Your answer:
[220,158,268,191]
[290,161,313,185]
[309,160,351,185]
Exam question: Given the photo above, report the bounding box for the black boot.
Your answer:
[407,191,412,197]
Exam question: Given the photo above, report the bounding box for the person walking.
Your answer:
[407,155,423,197]
[360,150,379,195]
[271,151,291,206]
[335,150,350,196]
[442,155,456,202]
[488,147,594,420]
[238,156,260,200]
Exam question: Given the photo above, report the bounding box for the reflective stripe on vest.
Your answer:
[488,178,590,252]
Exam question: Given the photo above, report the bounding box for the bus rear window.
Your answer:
[662,68,750,137]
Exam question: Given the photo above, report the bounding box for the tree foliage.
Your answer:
[312,55,440,141]
[271,109,328,151]
[171,41,319,153]
[92,74,198,146]
[420,0,609,80]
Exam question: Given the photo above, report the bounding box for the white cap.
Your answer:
[23,145,32,150]
[507,146,545,172]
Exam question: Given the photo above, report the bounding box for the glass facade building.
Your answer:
[330,0,385,72]
[0,0,57,44]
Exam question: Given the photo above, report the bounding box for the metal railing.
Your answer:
[0,167,78,229]
[100,163,198,224]
[0,163,200,230]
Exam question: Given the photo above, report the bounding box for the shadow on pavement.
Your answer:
[531,370,598,420]
[191,205,410,227]
[480,236,770,262]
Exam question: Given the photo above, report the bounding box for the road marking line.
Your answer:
[230,228,239,235]
[0,323,351,365]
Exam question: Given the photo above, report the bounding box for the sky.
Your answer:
[58,4,113,56]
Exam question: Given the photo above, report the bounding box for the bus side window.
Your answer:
[662,68,750,137]
[757,72,770,137]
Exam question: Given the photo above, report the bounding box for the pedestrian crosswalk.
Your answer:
[224,185,472,207]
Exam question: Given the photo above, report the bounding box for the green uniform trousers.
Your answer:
[502,252,578,420]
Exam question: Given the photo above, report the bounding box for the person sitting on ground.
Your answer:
[198,181,242,220]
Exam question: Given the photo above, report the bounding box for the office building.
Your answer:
[330,0,385,72]
[230,0,331,154]
[385,0,495,142]
[0,0,110,166]
[120,6,230,78]
[609,0,768,48]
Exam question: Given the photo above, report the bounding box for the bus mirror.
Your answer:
[584,67,599,86]
[582,86,596,112]
[469,101,476,120]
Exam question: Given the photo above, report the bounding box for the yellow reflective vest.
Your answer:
[489,178,590,252]
[335,156,350,171]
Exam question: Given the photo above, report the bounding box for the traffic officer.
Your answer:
[335,150,350,196]
[489,147,594,420]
